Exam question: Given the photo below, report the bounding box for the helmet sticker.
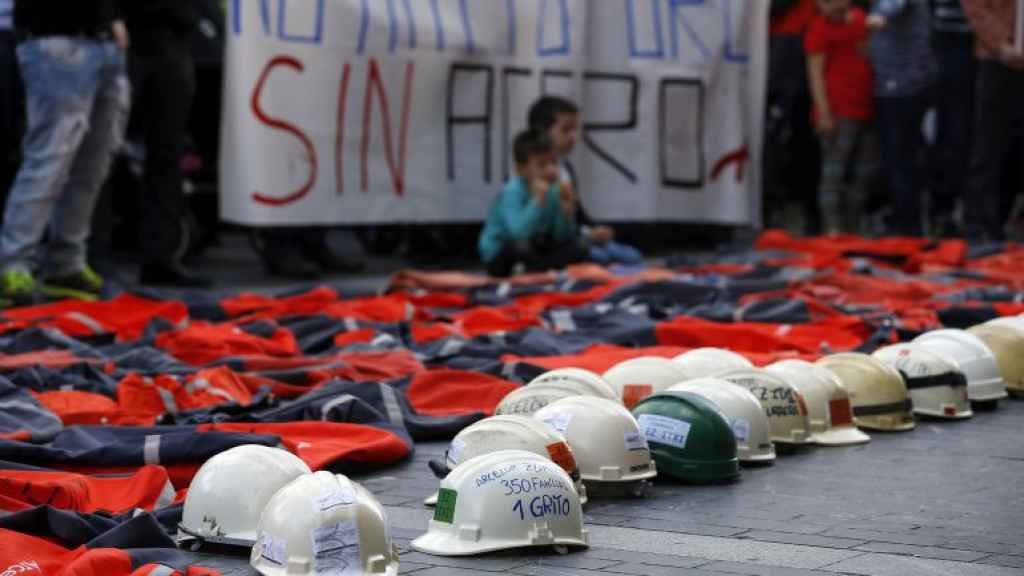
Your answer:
[731,418,750,442]
[258,531,287,566]
[433,488,458,524]
[546,442,577,473]
[637,414,692,450]
[623,430,649,452]
[312,519,361,575]
[541,412,573,434]
[622,384,653,409]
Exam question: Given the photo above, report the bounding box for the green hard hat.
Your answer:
[631,391,740,483]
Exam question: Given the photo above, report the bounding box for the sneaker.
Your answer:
[42,266,104,301]
[1,270,37,307]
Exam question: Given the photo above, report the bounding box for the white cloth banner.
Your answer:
[220,0,769,225]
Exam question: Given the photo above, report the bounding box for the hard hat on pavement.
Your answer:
[534,396,657,486]
[179,445,312,547]
[984,315,1024,334]
[495,382,586,416]
[424,415,585,507]
[602,356,689,409]
[872,344,972,419]
[816,353,915,432]
[668,378,776,464]
[528,368,620,402]
[968,323,1024,398]
[411,450,589,556]
[913,329,1008,404]
[631,391,741,482]
[251,471,399,576]
[765,360,871,446]
[715,367,816,445]
[672,348,753,379]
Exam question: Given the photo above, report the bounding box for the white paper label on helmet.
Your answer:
[540,412,573,434]
[258,531,287,566]
[448,437,467,463]
[732,418,751,442]
[623,430,649,452]
[313,481,356,513]
[637,414,692,450]
[312,519,361,575]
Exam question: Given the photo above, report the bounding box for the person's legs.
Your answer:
[45,42,129,286]
[0,29,24,198]
[0,38,104,300]
[849,123,880,236]
[819,120,860,235]
[876,95,927,236]
[931,35,975,235]
[964,62,1015,242]
[486,239,531,277]
[593,241,643,265]
[534,238,589,271]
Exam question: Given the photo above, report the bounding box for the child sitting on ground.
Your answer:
[527,96,644,266]
[478,129,589,277]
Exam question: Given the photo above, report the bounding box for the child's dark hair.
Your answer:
[513,129,555,164]
[527,96,579,131]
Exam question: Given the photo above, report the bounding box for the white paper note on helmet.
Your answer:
[312,519,361,575]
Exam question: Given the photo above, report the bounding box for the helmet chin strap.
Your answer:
[428,459,450,480]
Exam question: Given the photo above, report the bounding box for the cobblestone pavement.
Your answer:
[198,398,1024,575]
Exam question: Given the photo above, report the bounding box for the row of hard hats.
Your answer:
[179,445,400,575]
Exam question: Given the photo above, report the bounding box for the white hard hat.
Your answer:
[816,353,915,432]
[912,329,1008,403]
[715,367,815,445]
[872,344,972,419]
[179,445,311,546]
[425,415,586,507]
[672,348,753,379]
[250,471,399,576]
[968,324,1024,398]
[495,383,585,416]
[668,378,776,464]
[411,450,589,556]
[534,396,657,485]
[984,316,1024,334]
[766,360,872,445]
[602,356,689,409]
[528,368,620,402]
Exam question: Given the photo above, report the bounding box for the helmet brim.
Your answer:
[812,427,871,446]
[424,492,438,507]
[738,450,777,465]
[411,530,589,557]
[913,408,973,420]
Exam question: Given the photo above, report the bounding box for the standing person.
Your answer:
[961,0,1024,243]
[0,0,22,200]
[0,0,130,305]
[805,0,880,235]
[765,0,824,235]
[124,0,211,287]
[257,227,366,279]
[868,0,938,237]
[929,0,976,237]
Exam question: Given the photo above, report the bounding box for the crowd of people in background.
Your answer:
[0,1,1021,297]
[767,0,1023,241]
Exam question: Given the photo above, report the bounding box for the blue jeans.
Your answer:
[0,37,129,276]
[588,241,643,265]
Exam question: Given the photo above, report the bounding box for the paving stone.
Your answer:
[412,568,517,576]
[619,518,748,538]
[398,561,435,574]
[604,563,718,576]
[700,561,837,576]
[822,553,1024,576]
[818,527,947,547]
[852,542,988,563]
[510,566,623,576]
[583,548,707,568]
[977,555,1024,569]
[397,551,532,572]
[739,531,867,550]
[519,555,624,570]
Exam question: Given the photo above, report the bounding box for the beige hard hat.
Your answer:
[528,368,620,402]
[534,396,657,485]
[714,367,815,445]
[672,348,753,379]
[872,344,972,419]
[495,382,587,416]
[968,324,1024,398]
[179,445,312,547]
[251,471,399,575]
[411,450,589,556]
[602,356,689,409]
[816,353,915,432]
[766,360,871,446]
[668,378,776,464]
[912,329,1007,404]
[424,415,586,507]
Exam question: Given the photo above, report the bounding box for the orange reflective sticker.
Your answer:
[622,384,653,409]
[546,442,577,473]
[828,398,853,426]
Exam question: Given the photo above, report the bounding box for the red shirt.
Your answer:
[804,8,874,122]
[771,0,817,36]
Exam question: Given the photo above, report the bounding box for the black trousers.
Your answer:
[964,61,1024,242]
[0,29,24,201]
[261,227,330,260]
[931,34,976,221]
[132,30,196,265]
[485,238,589,278]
